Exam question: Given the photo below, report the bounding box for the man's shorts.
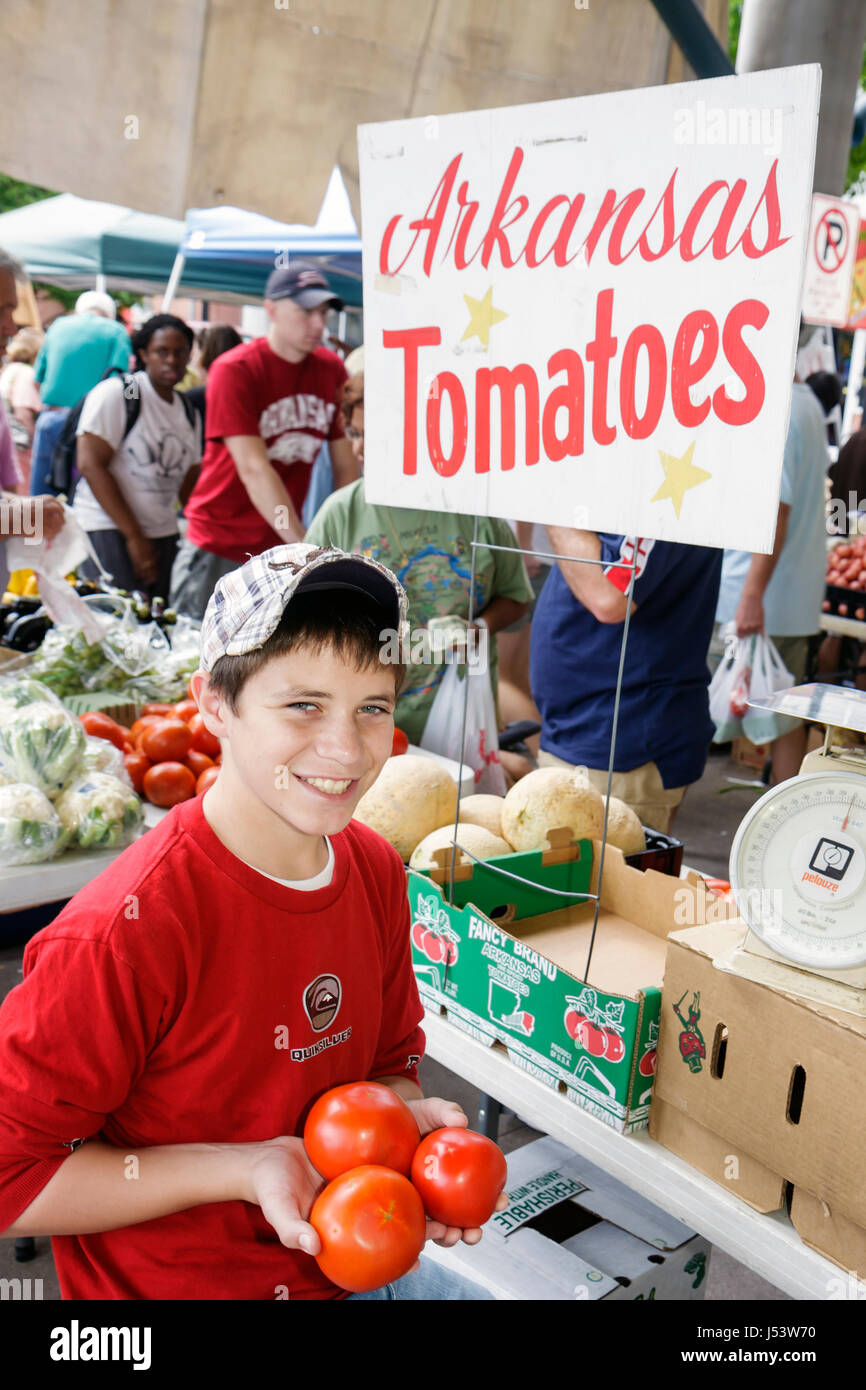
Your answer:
[169,537,240,622]
[537,748,686,835]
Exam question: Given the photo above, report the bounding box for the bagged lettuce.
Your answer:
[54,772,143,851]
[0,700,87,797]
[0,783,69,865]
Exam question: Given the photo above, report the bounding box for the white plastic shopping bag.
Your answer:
[742,634,796,744]
[6,503,109,644]
[420,660,507,796]
[709,624,755,743]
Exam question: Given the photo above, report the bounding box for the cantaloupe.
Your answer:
[456,794,506,839]
[353,754,458,861]
[501,767,604,852]
[409,822,512,870]
[603,797,646,855]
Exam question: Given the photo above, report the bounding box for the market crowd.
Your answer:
[0,246,845,823]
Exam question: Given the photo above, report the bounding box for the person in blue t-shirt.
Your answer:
[30,291,131,496]
[530,528,722,833]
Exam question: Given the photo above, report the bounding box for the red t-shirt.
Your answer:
[184,338,347,562]
[0,798,424,1300]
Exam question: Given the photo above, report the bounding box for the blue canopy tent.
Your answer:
[166,169,362,308]
[175,206,362,307]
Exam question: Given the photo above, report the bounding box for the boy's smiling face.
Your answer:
[197,642,397,847]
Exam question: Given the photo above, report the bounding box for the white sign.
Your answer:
[358,66,820,554]
[801,193,860,328]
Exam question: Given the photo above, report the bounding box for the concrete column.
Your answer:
[736,0,866,194]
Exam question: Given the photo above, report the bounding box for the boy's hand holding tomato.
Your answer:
[246,1094,507,1281]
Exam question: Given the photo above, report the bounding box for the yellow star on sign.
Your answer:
[650,441,711,518]
[461,287,507,350]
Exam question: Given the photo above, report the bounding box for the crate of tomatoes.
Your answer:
[824,538,866,620]
[79,681,220,809]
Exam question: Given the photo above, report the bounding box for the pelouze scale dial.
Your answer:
[719,683,866,1015]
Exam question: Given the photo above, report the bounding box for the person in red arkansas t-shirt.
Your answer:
[0,543,499,1300]
[170,261,358,620]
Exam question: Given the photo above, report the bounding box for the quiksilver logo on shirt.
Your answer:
[303,974,341,1031]
[290,1026,352,1062]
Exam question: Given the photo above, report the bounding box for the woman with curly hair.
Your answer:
[73,314,202,598]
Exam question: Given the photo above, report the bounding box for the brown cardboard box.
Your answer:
[731,736,769,771]
[649,919,866,1278]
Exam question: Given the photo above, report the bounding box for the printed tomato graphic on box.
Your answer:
[411,892,461,968]
[638,1019,659,1078]
[564,988,626,1063]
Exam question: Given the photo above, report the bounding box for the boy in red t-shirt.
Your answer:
[0,543,496,1300]
[171,261,359,620]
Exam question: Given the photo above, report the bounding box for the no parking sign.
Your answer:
[802,194,860,328]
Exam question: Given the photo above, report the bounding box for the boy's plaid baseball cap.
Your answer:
[199,544,409,673]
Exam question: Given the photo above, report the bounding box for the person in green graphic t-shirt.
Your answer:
[304,372,533,745]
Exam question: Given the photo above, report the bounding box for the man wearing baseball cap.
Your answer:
[0,543,497,1300]
[171,260,359,619]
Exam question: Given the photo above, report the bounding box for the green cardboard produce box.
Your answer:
[408,837,720,1132]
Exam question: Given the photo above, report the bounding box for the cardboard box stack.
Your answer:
[650,918,866,1279]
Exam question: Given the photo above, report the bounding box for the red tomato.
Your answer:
[310,1166,426,1293]
[411,1127,507,1229]
[140,719,193,763]
[130,715,166,745]
[123,751,152,795]
[196,767,219,795]
[185,748,215,778]
[173,699,199,723]
[142,761,196,807]
[304,1081,420,1180]
[189,712,221,757]
[79,712,127,750]
[141,702,176,718]
[391,727,409,756]
[603,1028,625,1063]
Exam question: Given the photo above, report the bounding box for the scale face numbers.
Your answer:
[729,771,866,969]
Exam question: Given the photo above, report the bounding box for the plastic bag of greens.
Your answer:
[0,699,87,797]
[54,771,143,851]
[0,783,69,865]
[29,625,116,697]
